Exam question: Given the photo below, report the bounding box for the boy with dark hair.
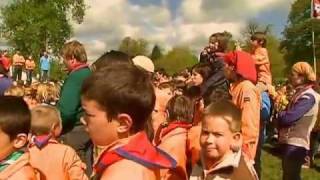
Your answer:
[58,40,92,175]
[81,63,176,179]
[154,95,194,179]
[91,50,131,72]
[0,96,36,179]
[190,101,258,180]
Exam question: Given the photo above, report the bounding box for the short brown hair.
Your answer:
[31,105,61,135]
[209,32,229,52]
[0,96,31,140]
[166,95,194,123]
[62,40,87,63]
[202,100,241,133]
[81,63,155,133]
[192,63,213,81]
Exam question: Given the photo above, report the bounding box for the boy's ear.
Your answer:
[165,109,169,120]
[13,133,28,149]
[51,122,62,137]
[231,132,242,152]
[116,113,133,134]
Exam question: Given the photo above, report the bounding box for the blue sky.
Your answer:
[1,0,295,59]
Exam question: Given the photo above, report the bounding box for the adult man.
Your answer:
[57,40,92,175]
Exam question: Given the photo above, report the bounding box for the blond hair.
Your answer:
[62,40,87,63]
[203,100,241,133]
[31,105,61,135]
[36,83,60,105]
[4,85,24,97]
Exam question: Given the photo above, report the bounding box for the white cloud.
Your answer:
[180,0,290,23]
[1,0,294,60]
[72,0,172,61]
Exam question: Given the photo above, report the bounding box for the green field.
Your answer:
[261,145,320,180]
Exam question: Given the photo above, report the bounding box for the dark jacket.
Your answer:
[200,58,229,106]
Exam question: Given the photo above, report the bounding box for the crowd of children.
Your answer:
[0,31,319,180]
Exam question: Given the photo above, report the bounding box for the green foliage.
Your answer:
[262,145,320,180]
[154,46,198,75]
[0,0,86,59]
[280,0,320,71]
[267,35,287,80]
[150,44,163,61]
[49,58,67,81]
[118,37,149,57]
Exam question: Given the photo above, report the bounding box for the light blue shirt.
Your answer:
[40,56,51,70]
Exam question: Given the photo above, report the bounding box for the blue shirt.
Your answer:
[40,56,51,70]
[261,91,271,121]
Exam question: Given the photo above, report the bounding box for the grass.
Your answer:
[261,145,320,180]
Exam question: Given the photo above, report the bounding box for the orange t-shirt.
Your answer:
[156,127,189,180]
[230,80,260,160]
[12,54,25,66]
[25,60,36,70]
[252,48,272,85]
[28,139,88,180]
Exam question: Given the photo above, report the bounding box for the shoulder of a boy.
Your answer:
[58,144,84,168]
[233,155,258,180]
[101,159,144,180]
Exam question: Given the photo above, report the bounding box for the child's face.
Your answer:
[200,116,240,163]
[250,39,260,48]
[209,37,219,50]
[81,98,119,146]
[289,71,305,87]
[0,128,14,160]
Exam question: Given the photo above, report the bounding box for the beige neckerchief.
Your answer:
[202,150,241,177]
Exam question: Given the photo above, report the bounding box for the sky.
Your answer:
[1,0,295,60]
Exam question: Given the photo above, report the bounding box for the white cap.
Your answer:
[132,55,154,73]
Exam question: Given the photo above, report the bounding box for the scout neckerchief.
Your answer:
[0,151,24,172]
[94,131,177,175]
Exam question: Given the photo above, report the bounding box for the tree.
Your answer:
[267,35,287,80]
[150,44,163,61]
[0,0,86,59]
[49,57,67,81]
[241,21,287,80]
[240,21,272,51]
[154,46,198,75]
[280,0,320,72]
[118,37,149,57]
